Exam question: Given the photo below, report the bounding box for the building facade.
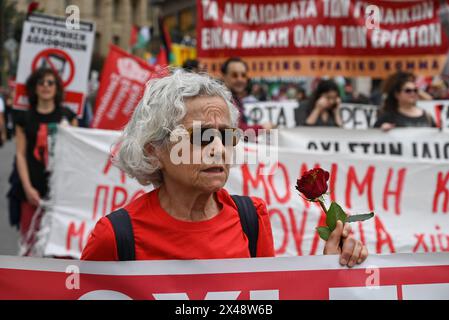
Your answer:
[11,0,155,57]
[156,0,195,43]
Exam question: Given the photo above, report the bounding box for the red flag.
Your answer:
[161,21,172,53]
[91,45,159,130]
[129,25,139,47]
[156,46,168,66]
[158,16,172,63]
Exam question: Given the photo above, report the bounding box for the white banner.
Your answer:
[42,127,148,257]
[245,100,299,128]
[40,127,449,259]
[244,100,449,130]
[339,100,449,130]
[1,253,449,300]
[278,127,449,162]
[13,13,95,116]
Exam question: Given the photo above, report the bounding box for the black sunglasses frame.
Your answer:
[37,79,56,87]
[402,88,418,94]
[186,127,242,147]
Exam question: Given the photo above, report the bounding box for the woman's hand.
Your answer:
[316,96,331,111]
[334,97,343,127]
[25,186,41,207]
[335,97,342,109]
[380,122,395,132]
[262,122,277,130]
[323,220,368,267]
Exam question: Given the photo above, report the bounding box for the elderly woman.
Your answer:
[81,71,367,267]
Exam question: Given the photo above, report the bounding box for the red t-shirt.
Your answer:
[81,188,275,261]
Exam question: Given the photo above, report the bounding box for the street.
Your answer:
[0,139,19,256]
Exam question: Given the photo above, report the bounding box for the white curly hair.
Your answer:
[113,69,240,187]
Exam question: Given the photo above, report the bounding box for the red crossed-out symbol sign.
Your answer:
[31,48,75,87]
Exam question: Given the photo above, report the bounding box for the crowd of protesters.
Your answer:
[1,61,446,146]
[0,57,444,257]
[182,58,442,132]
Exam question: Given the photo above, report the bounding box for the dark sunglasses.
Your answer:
[402,88,418,94]
[232,72,247,78]
[37,79,56,87]
[186,127,242,147]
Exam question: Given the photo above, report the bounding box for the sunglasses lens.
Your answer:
[189,128,240,147]
[221,128,241,147]
[189,128,212,146]
[202,129,214,146]
[38,80,55,86]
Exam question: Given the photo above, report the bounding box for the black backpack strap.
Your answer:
[106,208,135,261]
[231,195,259,258]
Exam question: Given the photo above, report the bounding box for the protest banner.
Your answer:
[0,253,449,299]
[38,127,449,259]
[339,100,449,129]
[197,0,449,78]
[244,100,449,130]
[39,126,149,258]
[13,13,95,117]
[245,100,299,128]
[91,45,162,130]
[278,127,449,161]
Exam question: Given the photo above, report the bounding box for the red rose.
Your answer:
[296,168,330,200]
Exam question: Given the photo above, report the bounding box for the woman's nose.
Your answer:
[208,135,226,159]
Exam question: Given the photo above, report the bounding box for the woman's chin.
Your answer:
[40,95,55,102]
[197,180,226,193]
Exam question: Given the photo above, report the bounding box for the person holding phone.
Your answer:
[295,79,343,127]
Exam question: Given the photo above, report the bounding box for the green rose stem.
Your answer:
[316,198,342,246]
[317,199,328,215]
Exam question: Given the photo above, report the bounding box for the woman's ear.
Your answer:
[145,143,164,169]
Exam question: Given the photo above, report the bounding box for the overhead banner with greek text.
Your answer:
[1,253,449,299]
[197,0,449,78]
[37,127,449,259]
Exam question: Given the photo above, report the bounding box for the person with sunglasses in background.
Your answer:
[221,57,275,132]
[12,68,77,255]
[82,70,368,267]
[374,72,436,131]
